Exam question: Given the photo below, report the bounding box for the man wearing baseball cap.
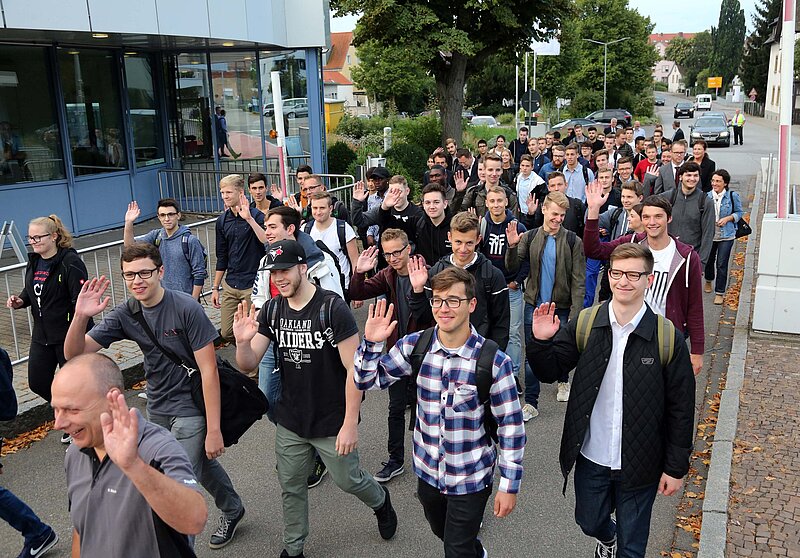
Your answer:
[233,240,397,557]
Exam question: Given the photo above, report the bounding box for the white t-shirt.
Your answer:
[646,238,676,316]
[309,219,357,288]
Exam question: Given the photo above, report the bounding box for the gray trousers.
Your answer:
[149,414,243,519]
[275,424,385,555]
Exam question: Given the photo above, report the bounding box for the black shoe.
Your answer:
[374,485,398,540]
[279,551,305,558]
[307,455,327,489]
[17,527,58,558]
[374,461,405,483]
[208,508,245,549]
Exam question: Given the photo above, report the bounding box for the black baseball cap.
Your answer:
[367,166,390,179]
[262,240,307,270]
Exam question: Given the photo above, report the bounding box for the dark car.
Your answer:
[549,118,598,133]
[689,116,731,147]
[674,102,694,119]
[654,96,665,106]
[585,109,632,126]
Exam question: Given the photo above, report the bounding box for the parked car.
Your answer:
[654,96,666,106]
[694,94,713,111]
[462,110,475,122]
[470,115,498,128]
[549,118,598,133]
[674,102,694,119]
[263,97,308,118]
[689,116,731,147]
[585,108,632,126]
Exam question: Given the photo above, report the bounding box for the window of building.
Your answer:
[58,48,128,175]
[346,54,351,65]
[210,51,259,164]
[0,45,65,185]
[124,54,165,167]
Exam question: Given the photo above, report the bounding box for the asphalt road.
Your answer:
[0,96,779,558]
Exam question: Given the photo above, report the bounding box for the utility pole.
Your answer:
[583,37,629,110]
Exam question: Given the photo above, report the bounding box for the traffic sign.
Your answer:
[521,89,541,113]
[708,76,722,89]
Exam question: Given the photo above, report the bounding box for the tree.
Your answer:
[465,52,520,115]
[665,32,714,90]
[740,0,781,101]
[331,0,571,144]
[711,0,747,91]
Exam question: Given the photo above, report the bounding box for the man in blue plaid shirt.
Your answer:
[354,267,525,558]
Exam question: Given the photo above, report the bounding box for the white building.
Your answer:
[653,60,684,93]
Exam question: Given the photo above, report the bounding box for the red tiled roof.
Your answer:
[649,32,696,44]
[323,70,352,86]
[325,31,353,71]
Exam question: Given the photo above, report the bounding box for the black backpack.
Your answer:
[408,328,500,444]
[154,230,208,271]
[0,348,17,421]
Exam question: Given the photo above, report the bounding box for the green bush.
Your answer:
[569,90,604,117]
[385,142,428,182]
[327,141,357,175]
[653,81,669,92]
[392,116,442,156]
[335,113,367,138]
[623,90,654,119]
[496,113,515,126]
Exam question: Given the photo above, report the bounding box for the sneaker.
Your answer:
[594,536,617,558]
[137,391,148,400]
[521,403,539,422]
[307,455,327,489]
[514,376,523,396]
[279,551,305,558]
[714,294,724,305]
[17,527,58,558]
[704,281,713,293]
[60,433,72,444]
[375,461,405,483]
[374,485,398,540]
[208,508,245,549]
[557,382,571,402]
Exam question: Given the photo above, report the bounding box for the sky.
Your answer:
[330,0,762,34]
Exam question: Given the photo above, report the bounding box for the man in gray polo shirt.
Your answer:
[53,353,207,557]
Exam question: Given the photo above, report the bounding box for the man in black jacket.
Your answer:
[352,174,424,248]
[408,211,510,350]
[527,243,695,558]
[520,171,585,238]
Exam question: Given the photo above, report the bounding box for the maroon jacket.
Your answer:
[349,266,433,349]
[583,218,705,355]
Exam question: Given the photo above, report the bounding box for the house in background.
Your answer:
[653,60,684,93]
[649,32,696,59]
[323,31,369,115]
[763,7,800,123]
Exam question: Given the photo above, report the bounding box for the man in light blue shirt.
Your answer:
[563,143,594,202]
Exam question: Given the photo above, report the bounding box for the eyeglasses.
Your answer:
[383,244,408,260]
[122,268,159,281]
[157,212,178,219]
[608,269,649,281]
[430,297,470,308]
[27,234,50,243]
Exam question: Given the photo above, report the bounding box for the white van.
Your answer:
[695,94,713,111]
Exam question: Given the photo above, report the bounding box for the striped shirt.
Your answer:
[354,326,525,495]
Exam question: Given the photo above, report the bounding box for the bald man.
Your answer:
[53,354,207,558]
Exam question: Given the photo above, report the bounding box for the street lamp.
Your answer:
[583,37,629,110]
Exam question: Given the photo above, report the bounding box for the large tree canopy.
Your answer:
[331,0,571,143]
[712,0,747,91]
[665,31,714,89]
[740,0,781,101]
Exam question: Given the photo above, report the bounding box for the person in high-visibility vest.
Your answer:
[732,109,746,146]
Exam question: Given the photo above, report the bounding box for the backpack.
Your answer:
[608,206,626,236]
[560,162,590,185]
[668,187,706,217]
[575,304,675,366]
[154,230,208,270]
[0,348,17,421]
[303,218,348,252]
[408,327,500,443]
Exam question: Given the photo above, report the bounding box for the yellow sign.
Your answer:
[708,76,722,88]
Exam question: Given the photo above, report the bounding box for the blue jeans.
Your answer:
[704,239,734,295]
[584,258,602,308]
[149,414,243,519]
[573,454,659,558]
[258,345,281,423]
[0,486,50,545]
[506,287,524,377]
[524,303,570,408]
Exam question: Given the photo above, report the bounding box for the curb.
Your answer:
[696,173,762,557]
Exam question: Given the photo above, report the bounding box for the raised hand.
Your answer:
[124,201,140,224]
[100,389,140,471]
[381,186,402,209]
[270,183,283,200]
[363,298,397,343]
[6,295,23,309]
[232,301,259,344]
[585,180,607,211]
[286,194,300,211]
[355,245,379,273]
[526,192,539,215]
[75,277,111,318]
[645,163,659,176]
[352,181,368,202]
[408,255,429,293]
[238,191,252,219]
[454,169,468,192]
[531,302,561,341]
[506,220,521,247]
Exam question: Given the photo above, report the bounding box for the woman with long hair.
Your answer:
[6,215,90,440]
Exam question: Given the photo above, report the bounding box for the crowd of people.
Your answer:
[0,121,748,558]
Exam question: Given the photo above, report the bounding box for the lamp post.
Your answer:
[583,37,629,110]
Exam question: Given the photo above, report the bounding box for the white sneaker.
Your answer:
[521,403,539,422]
[137,391,148,400]
[557,382,571,402]
[594,536,617,558]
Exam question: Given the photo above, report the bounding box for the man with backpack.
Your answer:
[1,347,60,558]
[506,192,586,418]
[354,268,525,558]
[233,240,398,558]
[562,143,594,201]
[292,174,352,225]
[661,161,716,266]
[304,191,359,296]
[408,211,510,351]
[352,174,424,248]
[452,153,519,217]
[527,243,695,558]
[124,198,207,300]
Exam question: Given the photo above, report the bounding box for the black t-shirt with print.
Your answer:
[32,256,54,306]
[257,287,359,438]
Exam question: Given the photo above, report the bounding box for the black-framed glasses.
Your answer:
[383,244,408,260]
[158,212,178,219]
[430,297,471,308]
[122,268,159,281]
[27,234,50,243]
[608,269,649,281]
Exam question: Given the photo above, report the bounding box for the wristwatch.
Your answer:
[214,286,223,291]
